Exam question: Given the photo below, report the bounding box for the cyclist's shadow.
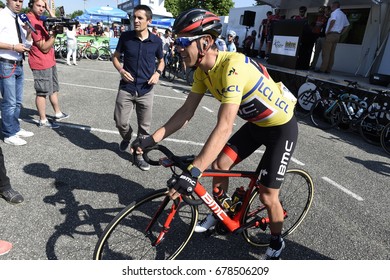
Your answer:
[23,162,151,260]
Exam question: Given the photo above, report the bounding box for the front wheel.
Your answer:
[380,122,390,155]
[310,98,340,130]
[93,189,198,260]
[242,169,314,246]
[359,109,390,145]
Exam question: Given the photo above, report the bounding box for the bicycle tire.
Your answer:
[97,47,112,61]
[331,99,362,130]
[186,68,195,86]
[93,188,198,260]
[380,122,390,155]
[242,169,314,246]
[59,46,67,60]
[295,89,319,118]
[310,98,340,130]
[359,109,390,145]
[166,64,176,82]
[85,46,99,60]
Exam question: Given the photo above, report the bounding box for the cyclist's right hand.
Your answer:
[131,135,156,152]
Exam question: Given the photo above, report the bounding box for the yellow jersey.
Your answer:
[191,52,296,127]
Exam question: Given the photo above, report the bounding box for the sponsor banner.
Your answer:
[271,36,299,57]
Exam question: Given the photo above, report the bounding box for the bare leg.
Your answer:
[48,92,62,115]
[258,184,283,234]
[36,95,47,121]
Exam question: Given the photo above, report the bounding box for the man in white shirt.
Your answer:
[161,28,173,78]
[318,1,349,74]
[0,0,34,146]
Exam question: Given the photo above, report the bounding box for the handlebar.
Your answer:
[142,145,202,205]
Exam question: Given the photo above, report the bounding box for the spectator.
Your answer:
[110,23,118,38]
[75,23,84,35]
[0,0,34,146]
[310,6,331,70]
[112,4,164,171]
[95,22,104,36]
[257,11,272,57]
[85,23,95,36]
[317,1,350,74]
[234,35,240,50]
[119,25,125,36]
[215,35,227,51]
[243,29,256,57]
[103,26,111,37]
[151,26,158,35]
[65,25,78,66]
[161,28,174,78]
[27,0,69,128]
[292,6,307,20]
[0,240,13,255]
[265,8,283,59]
[226,30,237,52]
[0,146,24,204]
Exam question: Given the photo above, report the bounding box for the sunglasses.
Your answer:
[174,35,207,48]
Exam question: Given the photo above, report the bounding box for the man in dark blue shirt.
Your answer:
[112,4,164,171]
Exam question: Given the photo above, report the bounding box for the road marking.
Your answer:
[322,177,364,201]
[202,106,214,113]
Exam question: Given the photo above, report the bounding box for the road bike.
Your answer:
[76,40,99,60]
[165,52,194,85]
[97,40,112,61]
[93,145,314,260]
[380,121,390,155]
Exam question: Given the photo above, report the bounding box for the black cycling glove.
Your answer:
[171,171,197,195]
[131,135,156,150]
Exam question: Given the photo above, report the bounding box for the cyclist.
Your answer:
[134,8,298,260]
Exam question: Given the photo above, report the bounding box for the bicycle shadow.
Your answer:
[175,230,331,260]
[23,162,152,260]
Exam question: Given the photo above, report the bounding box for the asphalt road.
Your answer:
[0,58,389,260]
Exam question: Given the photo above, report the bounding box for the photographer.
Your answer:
[27,0,68,128]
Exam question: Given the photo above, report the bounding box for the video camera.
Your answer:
[43,6,79,34]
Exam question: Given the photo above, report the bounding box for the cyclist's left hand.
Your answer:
[168,172,197,199]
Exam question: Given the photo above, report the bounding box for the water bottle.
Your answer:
[230,186,246,213]
[348,106,354,115]
[213,187,232,210]
[355,108,364,118]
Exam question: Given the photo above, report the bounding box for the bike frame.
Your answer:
[147,169,280,246]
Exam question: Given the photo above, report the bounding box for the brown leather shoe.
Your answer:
[0,188,24,204]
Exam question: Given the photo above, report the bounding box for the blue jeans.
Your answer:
[0,61,24,138]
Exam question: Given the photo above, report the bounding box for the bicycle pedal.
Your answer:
[203,228,216,237]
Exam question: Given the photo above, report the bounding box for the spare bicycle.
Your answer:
[93,145,314,260]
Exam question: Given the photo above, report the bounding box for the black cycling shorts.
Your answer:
[222,116,298,189]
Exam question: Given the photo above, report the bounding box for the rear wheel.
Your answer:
[98,47,112,61]
[93,189,198,260]
[85,46,99,60]
[242,169,314,246]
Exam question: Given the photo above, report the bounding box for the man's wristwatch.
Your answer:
[156,69,162,75]
[187,164,202,179]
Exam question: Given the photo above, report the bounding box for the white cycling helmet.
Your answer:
[227,30,236,38]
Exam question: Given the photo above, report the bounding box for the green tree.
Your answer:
[70,10,83,19]
[165,0,234,17]
[0,1,5,8]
